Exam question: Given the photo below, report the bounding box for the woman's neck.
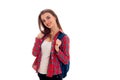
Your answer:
[47,28,59,41]
[50,26,60,37]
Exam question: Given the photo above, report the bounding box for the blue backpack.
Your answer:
[57,32,70,78]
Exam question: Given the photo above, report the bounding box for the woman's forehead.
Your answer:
[41,13,52,18]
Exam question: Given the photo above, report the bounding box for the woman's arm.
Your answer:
[32,38,42,57]
[55,35,70,64]
[32,33,44,57]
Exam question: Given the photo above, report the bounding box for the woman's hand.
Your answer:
[55,39,62,52]
[37,32,44,39]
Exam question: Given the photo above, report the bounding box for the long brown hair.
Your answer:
[38,9,62,36]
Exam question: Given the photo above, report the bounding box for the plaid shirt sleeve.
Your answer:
[32,38,42,57]
[56,35,70,64]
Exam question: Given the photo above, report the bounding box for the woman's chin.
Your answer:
[47,25,52,29]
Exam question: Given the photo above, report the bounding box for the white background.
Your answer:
[0,0,120,80]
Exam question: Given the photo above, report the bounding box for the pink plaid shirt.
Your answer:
[32,31,70,77]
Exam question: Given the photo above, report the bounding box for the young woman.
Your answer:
[32,9,70,80]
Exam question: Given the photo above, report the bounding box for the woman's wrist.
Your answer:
[55,47,59,52]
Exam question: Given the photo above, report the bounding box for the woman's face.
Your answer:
[41,12,56,28]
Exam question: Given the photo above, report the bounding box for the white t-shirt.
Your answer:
[38,40,52,74]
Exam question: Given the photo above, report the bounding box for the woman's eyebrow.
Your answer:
[46,16,50,19]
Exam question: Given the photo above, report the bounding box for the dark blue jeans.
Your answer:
[38,72,62,80]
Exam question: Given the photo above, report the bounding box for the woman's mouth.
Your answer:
[47,22,51,27]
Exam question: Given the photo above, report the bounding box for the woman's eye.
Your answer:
[46,16,50,19]
[42,20,45,22]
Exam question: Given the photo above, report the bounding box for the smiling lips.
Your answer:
[47,23,51,26]
[46,22,51,27]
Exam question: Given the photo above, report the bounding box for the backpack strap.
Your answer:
[57,32,66,40]
[57,32,70,78]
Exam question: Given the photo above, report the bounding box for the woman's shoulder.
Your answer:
[59,31,69,41]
